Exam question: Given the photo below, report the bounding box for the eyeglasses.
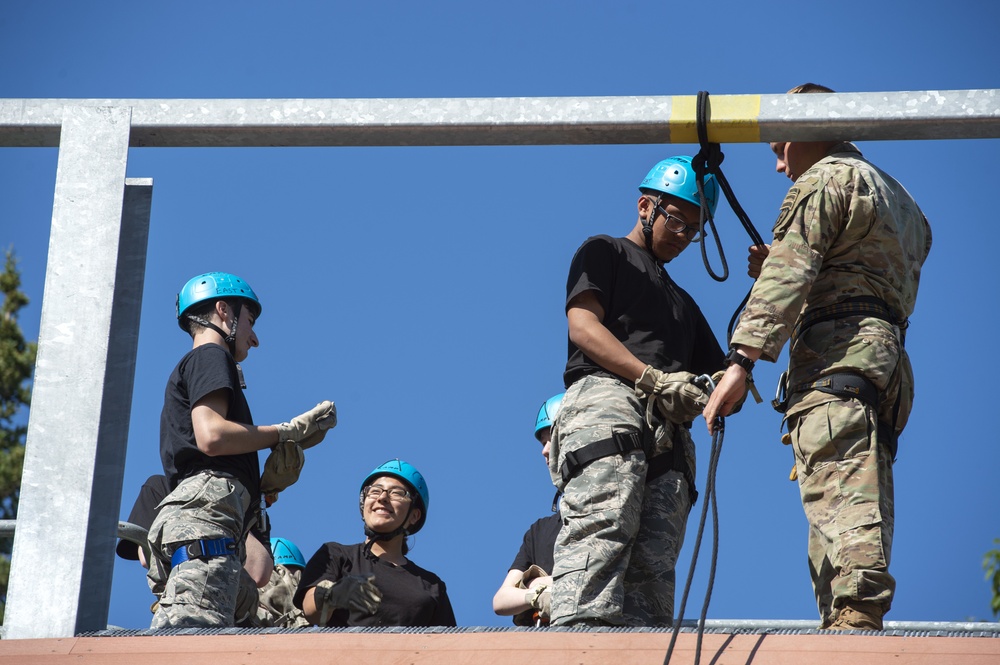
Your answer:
[362,485,412,502]
[654,204,702,242]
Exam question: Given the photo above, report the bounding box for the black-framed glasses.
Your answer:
[362,485,412,502]
[654,204,702,242]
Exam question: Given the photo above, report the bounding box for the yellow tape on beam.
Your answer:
[670,95,761,144]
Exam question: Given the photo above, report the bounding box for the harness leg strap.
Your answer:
[170,537,238,567]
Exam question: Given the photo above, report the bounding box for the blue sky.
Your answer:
[2,1,998,629]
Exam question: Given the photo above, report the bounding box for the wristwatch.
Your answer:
[724,348,755,373]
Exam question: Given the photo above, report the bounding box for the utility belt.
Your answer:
[775,296,904,460]
[558,427,698,504]
[790,295,904,346]
[773,371,898,460]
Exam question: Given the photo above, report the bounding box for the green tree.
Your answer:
[986,539,1000,619]
[0,249,36,623]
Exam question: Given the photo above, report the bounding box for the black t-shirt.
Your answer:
[293,542,457,627]
[159,344,260,500]
[563,235,724,387]
[508,512,561,575]
[116,474,171,560]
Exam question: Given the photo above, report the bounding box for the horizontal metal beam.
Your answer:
[1,89,997,147]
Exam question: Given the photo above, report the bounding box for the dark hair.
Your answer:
[181,299,243,336]
[787,82,835,94]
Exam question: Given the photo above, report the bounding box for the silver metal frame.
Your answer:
[1,90,998,639]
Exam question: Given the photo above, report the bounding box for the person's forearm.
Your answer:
[568,310,646,382]
[192,404,278,456]
[302,586,320,624]
[244,531,273,588]
[493,586,532,616]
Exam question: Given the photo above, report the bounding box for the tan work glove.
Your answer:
[313,574,382,625]
[635,366,710,424]
[260,440,305,498]
[525,584,551,620]
[274,400,337,449]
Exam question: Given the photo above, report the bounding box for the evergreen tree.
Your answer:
[986,540,1000,620]
[0,249,36,623]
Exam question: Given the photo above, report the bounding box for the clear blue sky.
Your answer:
[2,1,998,629]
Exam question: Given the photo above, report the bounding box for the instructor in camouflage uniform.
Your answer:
[548,157,726,627]
[704,84,932,630]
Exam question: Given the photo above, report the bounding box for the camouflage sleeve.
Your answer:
[730,167,847,362]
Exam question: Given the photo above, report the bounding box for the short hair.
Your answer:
[180,299,218,336]
[787,82,835,94]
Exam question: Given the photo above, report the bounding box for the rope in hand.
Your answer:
[689,90,768,340]
[663,375,725,665]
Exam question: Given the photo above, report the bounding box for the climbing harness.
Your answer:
[558,431,644,484]
[559,428,698,504]
[774,295,907,460]
[170,537,237,567]
[664,374,723,665]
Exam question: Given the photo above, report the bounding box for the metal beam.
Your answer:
[3,109,150,639]
[0,89,997,148]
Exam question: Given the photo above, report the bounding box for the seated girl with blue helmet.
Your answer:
[293,459,456,627]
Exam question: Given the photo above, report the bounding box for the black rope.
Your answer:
[689,90,768,340]
[663,415,724,665]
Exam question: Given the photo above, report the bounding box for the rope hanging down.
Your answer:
[663,375,726,665]
[689,90,768,341]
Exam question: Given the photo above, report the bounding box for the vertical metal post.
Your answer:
[4,107,149,639]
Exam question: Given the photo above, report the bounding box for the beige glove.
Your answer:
[519,564,548,588]
[313,574,382,625]
[260,440,305,496]
[274,400,337,449]
[635,366,710,424]
[525,584,551,620]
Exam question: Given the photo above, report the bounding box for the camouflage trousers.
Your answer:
[146,471,251,628]
[787,391,895,627]
[548,375,693,627]
[256,564,310,628]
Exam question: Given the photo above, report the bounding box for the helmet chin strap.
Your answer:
[185,300,243,357]
[360,503,414,559]
[641,194,663,257]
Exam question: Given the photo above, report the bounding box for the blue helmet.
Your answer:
[639,156,719,216]
[361,459,430,534]
[176,272,261,331]
[534,393,565,441]
[270,537,306,569]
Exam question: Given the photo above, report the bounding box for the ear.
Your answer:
[405,507,423,531]
[637,195,654,220]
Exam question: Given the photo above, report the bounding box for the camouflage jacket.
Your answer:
[731,143,932,407]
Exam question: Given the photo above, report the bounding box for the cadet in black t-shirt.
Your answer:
[492,394,564,625]
[147,272,337,629]
[547,158,727,627]
[295,460,456,627]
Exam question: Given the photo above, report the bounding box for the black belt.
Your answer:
[792,296,903,346]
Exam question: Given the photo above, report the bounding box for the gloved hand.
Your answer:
[525,584,551,620]
[274,400,337,449]
[313,574,382,625]
[260,440,305,497]
[635,365,710,424]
